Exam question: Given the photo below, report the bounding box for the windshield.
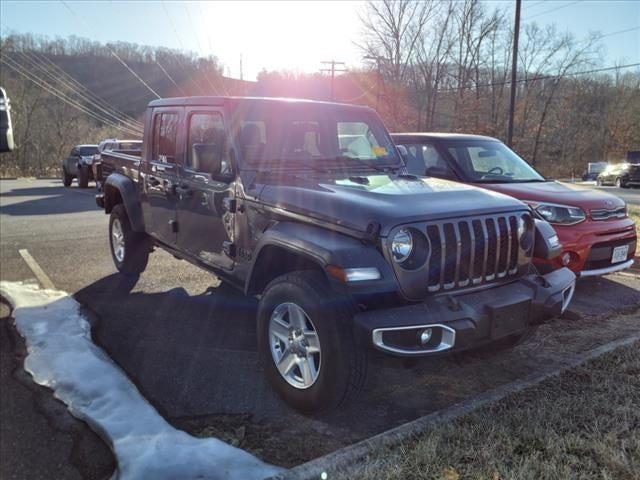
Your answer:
[445,140,545,183]
[80,146,98,156]
[234,102,401,171]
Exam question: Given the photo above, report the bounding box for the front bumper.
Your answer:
[535,218,636,276]
[353,268,576,357]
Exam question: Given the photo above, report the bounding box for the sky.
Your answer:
[1,0,638,81]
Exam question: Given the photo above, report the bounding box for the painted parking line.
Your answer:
[18,249,55,290]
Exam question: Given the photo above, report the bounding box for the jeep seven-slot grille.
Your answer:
[421,214,523,293]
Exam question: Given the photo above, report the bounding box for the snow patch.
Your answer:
[0,281,282,480]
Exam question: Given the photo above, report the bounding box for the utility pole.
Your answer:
[320,60,346,101]
[507,0,521,147]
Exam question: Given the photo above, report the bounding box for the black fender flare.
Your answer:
[244,222,398,296]
[103,173,146,232]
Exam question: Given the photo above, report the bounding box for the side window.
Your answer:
[403,143,454,178]
[283,120,323,159]
[187,112,229,174]
[152,113,179,163]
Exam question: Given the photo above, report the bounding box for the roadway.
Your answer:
[1,178,639,477]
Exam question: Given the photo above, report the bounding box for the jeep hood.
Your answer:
[478,181,626,210]
[257,174,527,236]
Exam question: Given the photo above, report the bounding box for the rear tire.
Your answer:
[109,204,150,275]
[257,271,366,413]
[78,165,89,188]
[62,167,73,187]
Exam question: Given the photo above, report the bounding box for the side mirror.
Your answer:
[396,145,408,162]
[0,87,15,154]
[192,143,222,175]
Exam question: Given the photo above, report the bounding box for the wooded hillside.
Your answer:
[1,4,639,179]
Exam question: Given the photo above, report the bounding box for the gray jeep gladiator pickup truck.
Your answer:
[96,96,576,412]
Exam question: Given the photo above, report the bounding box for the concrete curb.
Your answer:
[267,333,640,480]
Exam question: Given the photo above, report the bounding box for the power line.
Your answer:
[437,62,640,94]
[183,2,220,95]
[2,55,141,135]
[160,0,207,95]
[522,1,546,10]
[525,0,582,20]
[15,50,143,132]
[597,26,640,40]
[154,57,187,96]
[26,49,143,129]
[1,55,142,136]
[59,0,161,99]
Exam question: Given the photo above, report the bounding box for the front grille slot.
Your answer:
[590,207,626,221]
[426,225,441,288]
[421,213,527,293]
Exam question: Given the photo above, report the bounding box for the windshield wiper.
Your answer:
[332,155,400,174]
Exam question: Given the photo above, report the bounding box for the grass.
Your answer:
[343,343,640,480]
[628,204,640,239]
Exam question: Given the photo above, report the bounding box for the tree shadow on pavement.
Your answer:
[0,183,98,216]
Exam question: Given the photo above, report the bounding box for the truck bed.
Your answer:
[99,150,141,183]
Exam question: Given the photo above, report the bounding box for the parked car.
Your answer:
[92,138,142,189]
[97,97,575,412]
[392,133,637,277]
[596,162,640,188]
[581,162,607,181]
[62,144,99,187]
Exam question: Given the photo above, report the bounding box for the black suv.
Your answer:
[62,144,98,187]
[96,97,576,412]
[597,163,640,188]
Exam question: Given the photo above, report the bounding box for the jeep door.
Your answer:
[144,108,183,245]
[176,109,235,270]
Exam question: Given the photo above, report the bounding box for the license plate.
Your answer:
[611,245,629,263]
[489,299,531,339]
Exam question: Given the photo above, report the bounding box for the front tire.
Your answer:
[596,177,603,186]
[109,204,150,275]
[257,271,366,413]
[62,167,73,187]
[78,165,90,188]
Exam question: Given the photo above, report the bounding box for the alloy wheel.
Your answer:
[111,218,125,262]
[269,302,321,389]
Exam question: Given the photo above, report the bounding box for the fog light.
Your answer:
[419,328,433,345]
[561,252,571,266]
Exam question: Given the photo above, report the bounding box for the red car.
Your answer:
[392,133,637,277]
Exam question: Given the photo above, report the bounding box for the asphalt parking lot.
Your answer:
[1,178,639,477]
[581,181,640,205]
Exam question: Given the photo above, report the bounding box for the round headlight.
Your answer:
[391,228,413,263]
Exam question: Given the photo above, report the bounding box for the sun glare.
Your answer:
[198,1,364,79]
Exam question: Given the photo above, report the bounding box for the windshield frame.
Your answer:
[79,146,99,156]
[231,101,403,173]
[433,138,546,184]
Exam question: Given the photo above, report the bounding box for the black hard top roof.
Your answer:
[391,132,502,142]
[148,96,373,111]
